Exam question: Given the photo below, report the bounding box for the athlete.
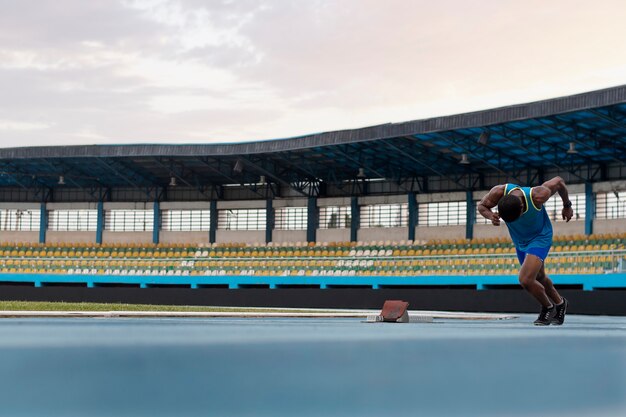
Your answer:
[477,176,573,325]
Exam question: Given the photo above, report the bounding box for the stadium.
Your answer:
[1,85,625,313]
[3,1,626,414]
[1,84,626,417]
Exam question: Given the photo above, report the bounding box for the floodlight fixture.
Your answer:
[478,131,490,145]
[566,142,578,154]
[233,159,244,174]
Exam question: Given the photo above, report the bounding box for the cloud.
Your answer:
[0,0,624,148]
[0,119,53,131]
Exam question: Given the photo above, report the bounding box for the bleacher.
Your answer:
[1,233,624,278]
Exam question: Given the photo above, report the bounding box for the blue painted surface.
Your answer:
[408,192,417,241]
[0,315,624,417]
[350,196,359,242]
[465,189,474,240]
[152,200,160,244]
[585,182,594,235]
[96,201,104,244]
[1,272,625,290]
[38,203,47,244]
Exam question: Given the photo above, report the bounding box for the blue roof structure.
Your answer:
[0,85,625,199]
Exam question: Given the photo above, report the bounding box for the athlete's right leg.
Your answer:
[537,265,568,325]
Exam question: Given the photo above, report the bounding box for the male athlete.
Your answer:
[477,176,573,325]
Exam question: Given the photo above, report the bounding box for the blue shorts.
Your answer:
[515,247,550,265]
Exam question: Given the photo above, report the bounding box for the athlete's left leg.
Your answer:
[536,265,563,305]
[518,254,552,307]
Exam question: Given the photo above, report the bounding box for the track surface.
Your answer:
[0,315,624,416]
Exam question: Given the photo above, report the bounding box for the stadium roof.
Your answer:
[1,85,625,198]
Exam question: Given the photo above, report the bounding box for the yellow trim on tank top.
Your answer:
[506,186,528,214]
[529,188,541,211]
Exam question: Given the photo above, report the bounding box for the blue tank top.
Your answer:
[503,184,553,251]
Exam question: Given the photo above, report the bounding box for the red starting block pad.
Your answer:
[368,300,410,323]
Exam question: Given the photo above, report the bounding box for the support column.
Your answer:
[350,197,359,242]
[465,190,474,240]
[408,192,417,241]
[96,201,104,244]
[266,199,274,244]
[39,203,47,244]
[307,197,317,243]
[209,200,217,244]
[585,182,594,236]
[152,201,160,244]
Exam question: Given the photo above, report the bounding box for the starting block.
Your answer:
[368,300,410,323]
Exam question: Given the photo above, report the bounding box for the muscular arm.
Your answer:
[477,184,505,226]
[531,176,573,221]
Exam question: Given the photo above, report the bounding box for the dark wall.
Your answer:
[0,286,624,315]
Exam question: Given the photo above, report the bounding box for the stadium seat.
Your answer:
[0,232,622,279]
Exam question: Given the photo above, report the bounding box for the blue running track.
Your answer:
[0,315,624,417]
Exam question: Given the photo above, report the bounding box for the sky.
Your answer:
[0,0,625,149]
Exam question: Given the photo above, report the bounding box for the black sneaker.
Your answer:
[551,298,568,325]
[534,304,557,326]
